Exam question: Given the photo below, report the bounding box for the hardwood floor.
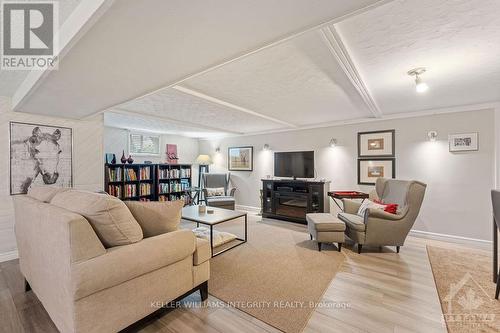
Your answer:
[0,217,486,333]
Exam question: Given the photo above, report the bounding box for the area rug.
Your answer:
[427,246,500,332]
[208,216,345,333]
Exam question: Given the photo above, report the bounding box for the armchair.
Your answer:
[202,173,236,210]
[338,178,427,253]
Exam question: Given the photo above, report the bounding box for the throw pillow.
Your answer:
[356,199,386,217]
[373,199,399,214]
[51,190,143,248]
[27,186,69,203]
[206,187,225,197]
[125,200,184,237]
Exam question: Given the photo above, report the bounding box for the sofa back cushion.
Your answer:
[124,200,184,237]
[51,190,143,248]
[27,186,69,203]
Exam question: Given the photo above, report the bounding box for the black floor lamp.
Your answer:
[195,154,212,204]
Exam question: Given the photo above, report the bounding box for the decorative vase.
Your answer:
[111,154,116,164]
[120,150,127,164]
[127,155,134,164]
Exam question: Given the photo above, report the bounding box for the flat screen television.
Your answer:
[274,151,314,179]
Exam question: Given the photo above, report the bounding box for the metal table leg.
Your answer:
[494,217,498,283]
[210,225,214,257]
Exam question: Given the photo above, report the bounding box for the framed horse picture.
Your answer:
[10,122,73,195]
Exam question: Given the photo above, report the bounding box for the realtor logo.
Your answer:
[1,1,58,70]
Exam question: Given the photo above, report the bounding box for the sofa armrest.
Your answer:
[342,199,361,214]
[194,238,211,265]
[72,229,195,300]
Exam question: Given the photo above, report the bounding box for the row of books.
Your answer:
[158,194,189,205]
[108,185,122,197]
[139,183,152,196]
[124,184,137,198]
[107,168,122,182]
[124,169,138,181]
[139,167,151,180]
[158,168,191,179]
[170,179,190,192]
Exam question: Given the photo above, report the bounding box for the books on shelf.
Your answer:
[158,194,168,202]
[124,168,138,181]
[140,183,151,196]
[107,168,121,182]
[139,167,151,180]
[108,185,122,198]
[158,183,169,194]
[170,179,190,193]
[139,198,151,202]
[170,194,189,205]
[158,167,191,179]
[124,184,137,198]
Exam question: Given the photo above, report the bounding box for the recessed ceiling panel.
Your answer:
[13,0,381,117]
[104,112,227,138]
[182,29,374,126]
[118,88,288,134]
[335,0,500,114]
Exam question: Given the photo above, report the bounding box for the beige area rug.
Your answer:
[427,246,500,332]
[208,216,345,333]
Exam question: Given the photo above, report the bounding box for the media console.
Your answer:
[261,179,330,224]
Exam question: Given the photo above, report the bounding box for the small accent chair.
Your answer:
[338,178,427,254]
[491,190,500,299]
[202,173,236,210]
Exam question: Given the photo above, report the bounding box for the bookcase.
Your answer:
[104,163,192,204]
[157,164,192,205]
[104,163,156,202]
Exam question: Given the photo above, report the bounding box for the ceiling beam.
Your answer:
[110,108,244,135]
[172,85,297,128]
[320,25,382,118]
[107,0,391,113]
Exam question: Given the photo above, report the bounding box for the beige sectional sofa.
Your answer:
[13,187,210,333]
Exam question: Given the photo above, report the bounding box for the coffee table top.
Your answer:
[182,205,247,225]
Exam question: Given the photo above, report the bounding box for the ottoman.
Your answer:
[306,213,346,252]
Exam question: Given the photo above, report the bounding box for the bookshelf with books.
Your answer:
[104,163,156,201]
[104,163,191,203]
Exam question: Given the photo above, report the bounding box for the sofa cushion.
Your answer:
[27,185,69,203]
[124,200,184,237]
[51,190,143,248]
[338,213,366,232]
[306,213,346,232]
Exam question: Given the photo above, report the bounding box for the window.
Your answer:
[129,133,160,155]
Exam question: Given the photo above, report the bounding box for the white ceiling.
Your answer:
[335,0,500,114]
[5,0,500,138]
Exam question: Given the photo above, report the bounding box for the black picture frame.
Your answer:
[357,158,395,185]
[9,121,73,195]
[358,129,395,158]
[228,146,253,171]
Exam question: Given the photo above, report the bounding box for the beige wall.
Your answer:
[0,97,104,259]
[200,109,495,241]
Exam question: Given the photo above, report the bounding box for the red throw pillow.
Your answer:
[373,199,398,214]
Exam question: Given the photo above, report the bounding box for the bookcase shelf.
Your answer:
[104,163,192,205]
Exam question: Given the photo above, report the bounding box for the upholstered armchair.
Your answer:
[338,178,427,254]
[202,173,236,210]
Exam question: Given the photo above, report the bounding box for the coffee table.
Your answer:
[182,206,247,257]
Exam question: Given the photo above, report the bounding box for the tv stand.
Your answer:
[261,179,330,224]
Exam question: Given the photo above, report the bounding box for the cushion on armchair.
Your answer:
[206,187,225,196]
[356,199,386,217]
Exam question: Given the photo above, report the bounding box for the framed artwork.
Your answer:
[358,130,395,157]
[228,146,253,171]
[448,133,478,152]
[10,122,73,195]
[358,158,395,185]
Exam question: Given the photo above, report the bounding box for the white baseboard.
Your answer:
[409,229,491,244]
[0,250,18,263]
[235,205,260,213]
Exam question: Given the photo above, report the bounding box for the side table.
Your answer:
[328,191,369,212]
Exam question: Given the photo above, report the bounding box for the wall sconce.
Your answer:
[427,131,438,142]
[329,138,337,147]
[215,147,220,153]
[263,144,270,151]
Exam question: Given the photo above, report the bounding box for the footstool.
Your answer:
[306,213,346,252]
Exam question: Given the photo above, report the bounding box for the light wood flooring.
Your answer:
[0,215,491,333]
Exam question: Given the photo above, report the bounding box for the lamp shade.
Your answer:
[195,154,212,165]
